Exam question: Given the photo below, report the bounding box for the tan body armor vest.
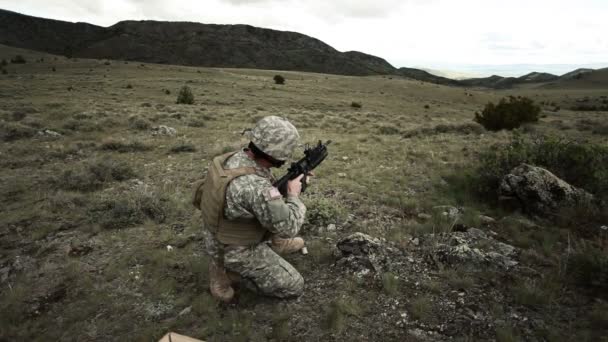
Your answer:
[192,152,267,246]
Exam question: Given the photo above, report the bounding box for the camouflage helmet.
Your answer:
[250,116,300,161]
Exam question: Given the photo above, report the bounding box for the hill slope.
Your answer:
[0,9,395,76]
[542,68,608,89]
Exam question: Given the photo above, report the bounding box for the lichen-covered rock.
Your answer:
[429,228,518,270]
[499,164,595,215]
[335,232,392,274]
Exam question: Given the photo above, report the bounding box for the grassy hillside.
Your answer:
[1,44,606,341]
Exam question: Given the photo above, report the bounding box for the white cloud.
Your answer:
[1,0,607,75]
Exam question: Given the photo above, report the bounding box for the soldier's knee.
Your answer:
[274,270,304,298]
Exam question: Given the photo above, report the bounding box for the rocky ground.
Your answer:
[1,44,607,341]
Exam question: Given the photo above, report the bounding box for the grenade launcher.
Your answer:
[274,140,331,197]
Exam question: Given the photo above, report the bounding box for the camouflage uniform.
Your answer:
[202,117,306,298]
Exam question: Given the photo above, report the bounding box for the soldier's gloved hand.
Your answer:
[287,174,304,197]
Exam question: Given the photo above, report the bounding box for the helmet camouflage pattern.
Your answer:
[251,116,300,161]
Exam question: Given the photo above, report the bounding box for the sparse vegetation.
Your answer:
[377,125,400,135]
[55,158,136,191]
[402,122,484,138]
[567,242,607,292]
[495,326,520,342]
[324,297,361,333]
[100,139,152,153]
[381,272,399,295]
[273,74,285,85]
[409,296,432,321]
[128,116,152,130]
[11,55,26,64]
[351,101,362,108]
[0,122,36,141]
[169,143,196,153]
[187,119,206,127]
[475,96,541,131]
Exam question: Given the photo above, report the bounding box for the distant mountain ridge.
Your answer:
[0,9,395,76]
[0,9,605,89]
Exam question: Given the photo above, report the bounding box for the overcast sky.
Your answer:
[2,0,607,76]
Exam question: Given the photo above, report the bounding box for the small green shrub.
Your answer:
[128,116,151,130]
[475,96,540,131]
[351,102,362,108]
[62,119,102,132]
[377,126,400,135]
[273,75,285,85]
[90,198,144,229]
[0,59,7,66]
[169,143,196,153]
[381,272,399,295]
[100,139,152,153]
[88,189,178,229]
[0,122,36,141]
[307,240,333,263]
[56,159,135,191]
[324,297,361,332]
[496,326,520,342]
[187,119,206,127]
[511,280,551,307]
[176,86,194,104]
[409,296,432,321]
[304,197,347,227]
[1,68,7,75]
[11,55,26,64]
[568,243,607,292]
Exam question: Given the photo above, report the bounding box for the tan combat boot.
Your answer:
[270,236,305,254]
[209,262,234,303]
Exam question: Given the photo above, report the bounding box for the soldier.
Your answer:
[194,116,308,302]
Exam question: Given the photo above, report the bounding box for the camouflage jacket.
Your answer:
[223,150,306,237]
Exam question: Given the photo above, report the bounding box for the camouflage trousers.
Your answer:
[202,229,304,298]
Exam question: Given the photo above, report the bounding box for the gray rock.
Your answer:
[326,224,337,232]
[151,125,177,136]
[335,232,389,274]
[466,228,487,239]
[478,215,496,224]
[499,164,595,215]
[37,129,62,137]
[430,229,518,270]
[178,306,192,316]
